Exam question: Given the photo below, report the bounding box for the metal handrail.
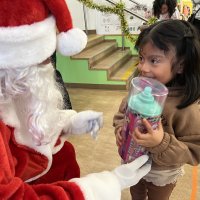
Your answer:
[128,0,140,5]
[105,0,147,21]
[105,0,147,50]
[83,5,88,35]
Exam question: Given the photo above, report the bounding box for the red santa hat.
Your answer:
[0,0,87,68]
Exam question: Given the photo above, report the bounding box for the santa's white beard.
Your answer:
[0,63,67,145]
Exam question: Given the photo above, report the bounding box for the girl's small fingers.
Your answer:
[132,133,145,146]
[133,129,145,143]
[142,119,153,133]
[116,131,123,140]
[116,139,122,147]
[132,133,138,143]
[134,127,148,140]
[118,134,123,140]
[133,128,140,139]
[158,119,163,130]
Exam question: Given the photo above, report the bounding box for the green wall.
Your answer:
[104,35,138,55]
[57,36,138,85]
[57,55,125,85]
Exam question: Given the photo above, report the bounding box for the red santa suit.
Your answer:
[0,1,151,199]
[0,120,85,199]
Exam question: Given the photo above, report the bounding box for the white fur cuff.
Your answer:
[70,171,121,200]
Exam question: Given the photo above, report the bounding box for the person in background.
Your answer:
[51,51,72,109]
[153,0,180,20]
[113,19,200,200]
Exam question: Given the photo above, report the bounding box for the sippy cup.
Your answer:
[119,77,168,163]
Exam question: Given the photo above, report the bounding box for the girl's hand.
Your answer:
[132,119,164,148]
[115,127,123,147]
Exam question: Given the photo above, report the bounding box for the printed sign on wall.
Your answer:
[96,0,153,35]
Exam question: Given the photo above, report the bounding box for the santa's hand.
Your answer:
[113,155,151,189]
[70,155,151,200]
[69,110,103,138]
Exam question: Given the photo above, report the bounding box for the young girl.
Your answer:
[113,19,200,200]
[153,0,180,20]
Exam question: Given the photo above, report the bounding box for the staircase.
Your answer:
[71,34,138,85]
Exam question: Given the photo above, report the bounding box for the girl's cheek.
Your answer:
[137,64,142,71]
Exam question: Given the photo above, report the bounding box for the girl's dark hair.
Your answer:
[153,0,177,18]
[135,20,200,109]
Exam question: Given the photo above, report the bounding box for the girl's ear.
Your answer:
[176,60,184,74]
[177,65,183,74]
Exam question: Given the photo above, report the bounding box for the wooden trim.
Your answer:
[64,83,127,90]
[84,30,96,34]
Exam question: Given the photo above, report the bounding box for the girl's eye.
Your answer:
[151,58,159,64]
[139,56,144,63]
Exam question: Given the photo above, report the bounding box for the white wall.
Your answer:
[67,0,96,30]
[67,0,154,30]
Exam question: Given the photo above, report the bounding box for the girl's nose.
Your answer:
[138,62,150,73]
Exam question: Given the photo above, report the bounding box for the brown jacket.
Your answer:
[113,87,200,170]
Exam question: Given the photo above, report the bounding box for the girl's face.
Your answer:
[138,41,175,84]
[161,4,168,14]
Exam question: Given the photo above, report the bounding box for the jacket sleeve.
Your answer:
[147,101,200,166]
[113,96,128,134]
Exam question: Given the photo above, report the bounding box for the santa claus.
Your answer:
[0,0,151,199]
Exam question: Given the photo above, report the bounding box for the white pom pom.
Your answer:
[56,28,87,56]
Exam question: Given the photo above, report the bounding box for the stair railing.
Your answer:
[105,0,147,51]
[128,0,140,6]
[81,0,147,51]
[105,0,147,21]
[83,4,88,35]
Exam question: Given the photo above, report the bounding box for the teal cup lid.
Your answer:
[128,86,162,117]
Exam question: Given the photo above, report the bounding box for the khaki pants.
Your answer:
[130,179,176,200]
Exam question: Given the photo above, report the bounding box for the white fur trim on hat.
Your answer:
[57,28,87,56]
[0,16,56,68]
